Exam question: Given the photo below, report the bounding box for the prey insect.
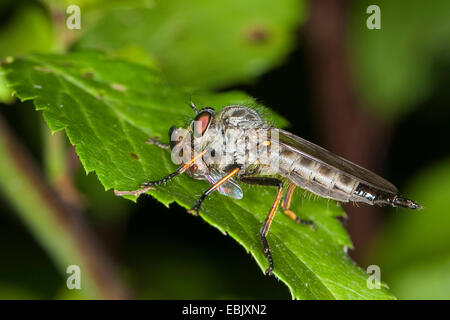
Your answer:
[116,103,421,276]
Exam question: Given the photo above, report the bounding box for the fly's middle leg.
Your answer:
[281,183,316,230]
[240,176,284,276]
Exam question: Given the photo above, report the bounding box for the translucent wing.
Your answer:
[276,128,398,193]
[206,169,243,199]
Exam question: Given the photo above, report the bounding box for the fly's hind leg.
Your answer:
[240,176,285,276]
[282,183,316,230]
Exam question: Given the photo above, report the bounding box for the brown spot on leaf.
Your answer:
[245,25,270,44]
[131,153,139,160]
[97,91,105,100]
[82,70,94,79]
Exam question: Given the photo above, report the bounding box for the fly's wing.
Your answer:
[275,128,398,194]
[206,169,243,199]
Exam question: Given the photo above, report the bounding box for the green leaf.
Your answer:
[1,51,395,299]
[0,68,13,103]
[385,255,450,300]
[0,2,54,103]
[75,0,306,89]
[349,0,450,119]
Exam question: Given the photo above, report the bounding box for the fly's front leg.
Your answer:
[114,166,184,197]
[146,137,170,149]
[240,176,284,276]
[114,150,206,197]
[187,167,240,216]
[282,183,316,230]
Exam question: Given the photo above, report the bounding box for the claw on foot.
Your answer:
[295,217,317,230]
[187,208,199,216]
[265,267,273,276]
[284,209,317,230]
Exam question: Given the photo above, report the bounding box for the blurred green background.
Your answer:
[0,0,450,299]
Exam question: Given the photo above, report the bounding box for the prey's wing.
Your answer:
[275,128,398,194]
[206,169,243,199]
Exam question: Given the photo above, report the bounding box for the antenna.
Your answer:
[188,100,199,115]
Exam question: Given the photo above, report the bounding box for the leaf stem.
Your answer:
[0,115,130,299]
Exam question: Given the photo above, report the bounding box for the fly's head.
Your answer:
[168,107,218,180]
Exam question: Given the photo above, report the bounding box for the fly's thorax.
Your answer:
[205,126,279,172]
[219,105,270,130]
[169,105,279,176]
[188,106,277,172]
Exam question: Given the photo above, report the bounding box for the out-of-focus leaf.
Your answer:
[0,68,13,103]
[40,0,154,11]
[0,283,39,300]
[0,3,54,58]
[2,51,395,299]
[349,0,450,119]
[0,2,54,103]
[75,171,132,223]
[386,255,450,300]
[75,0,306,89]
[370,159,450,299]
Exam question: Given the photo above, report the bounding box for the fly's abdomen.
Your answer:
[277,149,420,208]
[277,149,358,202]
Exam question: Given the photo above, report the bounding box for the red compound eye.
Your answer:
[194,112,211,136]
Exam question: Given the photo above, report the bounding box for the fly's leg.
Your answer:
[114,150,206,197]
[143,149,206,187]
[187,167,240,216]
[282,183,316,230]
[146,137,170,149]
[240,176,284,276]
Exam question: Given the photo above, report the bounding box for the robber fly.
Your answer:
[116,104,421,275]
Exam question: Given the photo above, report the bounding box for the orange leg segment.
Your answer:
[239,176,284,276]
[281,183,316,229]
[187,167,241,216]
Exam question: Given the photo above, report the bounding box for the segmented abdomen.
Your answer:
[276,148,359,202]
